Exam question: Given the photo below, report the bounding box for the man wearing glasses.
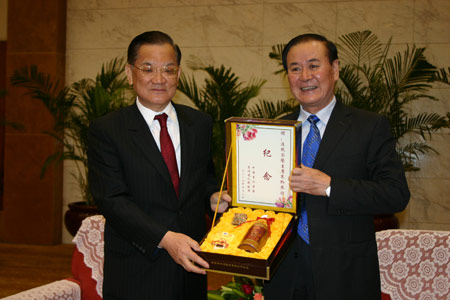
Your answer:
[88,31,224,299]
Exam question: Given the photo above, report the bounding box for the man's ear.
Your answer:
[125,64,133,85]
[332,59,339,81]
[176,66,182,81]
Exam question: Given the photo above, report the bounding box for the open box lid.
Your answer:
[225,117,302,214]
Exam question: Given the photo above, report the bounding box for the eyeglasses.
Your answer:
[130,64,179,77]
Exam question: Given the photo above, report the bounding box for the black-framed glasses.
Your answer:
[131,64,179,77]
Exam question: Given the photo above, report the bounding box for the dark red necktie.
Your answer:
[154,113,179,197]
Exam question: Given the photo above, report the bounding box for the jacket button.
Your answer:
[179,211,183,216]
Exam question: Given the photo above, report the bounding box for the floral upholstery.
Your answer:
[8,219,448,300]
[2,279,81,300]
[376,230,450,300]
[72,215,105,300]
[71,220,450,300]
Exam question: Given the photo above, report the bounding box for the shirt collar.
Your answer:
[136,98,177,124]
[298,96,336,126]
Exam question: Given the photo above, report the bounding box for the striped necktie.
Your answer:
[298,115,321,244]
[154,113,179,197]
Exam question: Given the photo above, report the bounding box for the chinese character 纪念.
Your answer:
[263,149,272,157]
[263,172,272,181]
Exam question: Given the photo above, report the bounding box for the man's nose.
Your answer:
[300,69,311,81]
[151,70,166,83]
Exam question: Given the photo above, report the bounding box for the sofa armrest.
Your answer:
[2,279,81,300]
[72,215,105,300]
[72,247,102,300]
[376,229,450,299]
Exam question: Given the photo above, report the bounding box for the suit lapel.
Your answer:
[314,101,352,169]
[281,102,352,169]
[125,103,176,197]
[175,104,195,202]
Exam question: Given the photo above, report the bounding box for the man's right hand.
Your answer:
[290,164,331,196]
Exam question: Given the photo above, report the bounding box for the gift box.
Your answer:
[198,117,301,279]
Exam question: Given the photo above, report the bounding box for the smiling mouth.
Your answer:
[301,86,317,91]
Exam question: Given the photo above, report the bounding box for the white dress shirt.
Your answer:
[298,96,336,154]
[136,99,181,175]
[297,96,336,197]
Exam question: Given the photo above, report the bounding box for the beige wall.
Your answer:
[0,0,6,40]
[64,0,450,242]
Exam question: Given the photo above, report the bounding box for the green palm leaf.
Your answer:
[11,65,75,131]
[338,30,384,68]
[269,44,286,75]
[246,98,297,119]
[10,57,132,205]
[432,67,450,85]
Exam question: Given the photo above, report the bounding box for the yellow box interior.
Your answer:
[200,207,293,259]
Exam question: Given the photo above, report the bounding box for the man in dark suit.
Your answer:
[261,34,410,299]
[87,31,222,300]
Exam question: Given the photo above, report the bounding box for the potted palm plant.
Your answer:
[10,57,133,235]
[335,31,450,230]
[269,30,450,230]
[335,30,449,172]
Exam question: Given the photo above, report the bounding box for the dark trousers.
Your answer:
[264,236,317,300]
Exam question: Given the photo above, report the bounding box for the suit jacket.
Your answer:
[87,102,218,300]
[281,100,410,299]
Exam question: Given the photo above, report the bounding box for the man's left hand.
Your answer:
[289,164,331,196]
[210,190,232,213]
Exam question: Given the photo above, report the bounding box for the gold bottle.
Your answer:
[238,218,269,253]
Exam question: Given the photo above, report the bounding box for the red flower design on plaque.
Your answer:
[243,128,257,141]
[236,124,258,141]
[275,195,293,208]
